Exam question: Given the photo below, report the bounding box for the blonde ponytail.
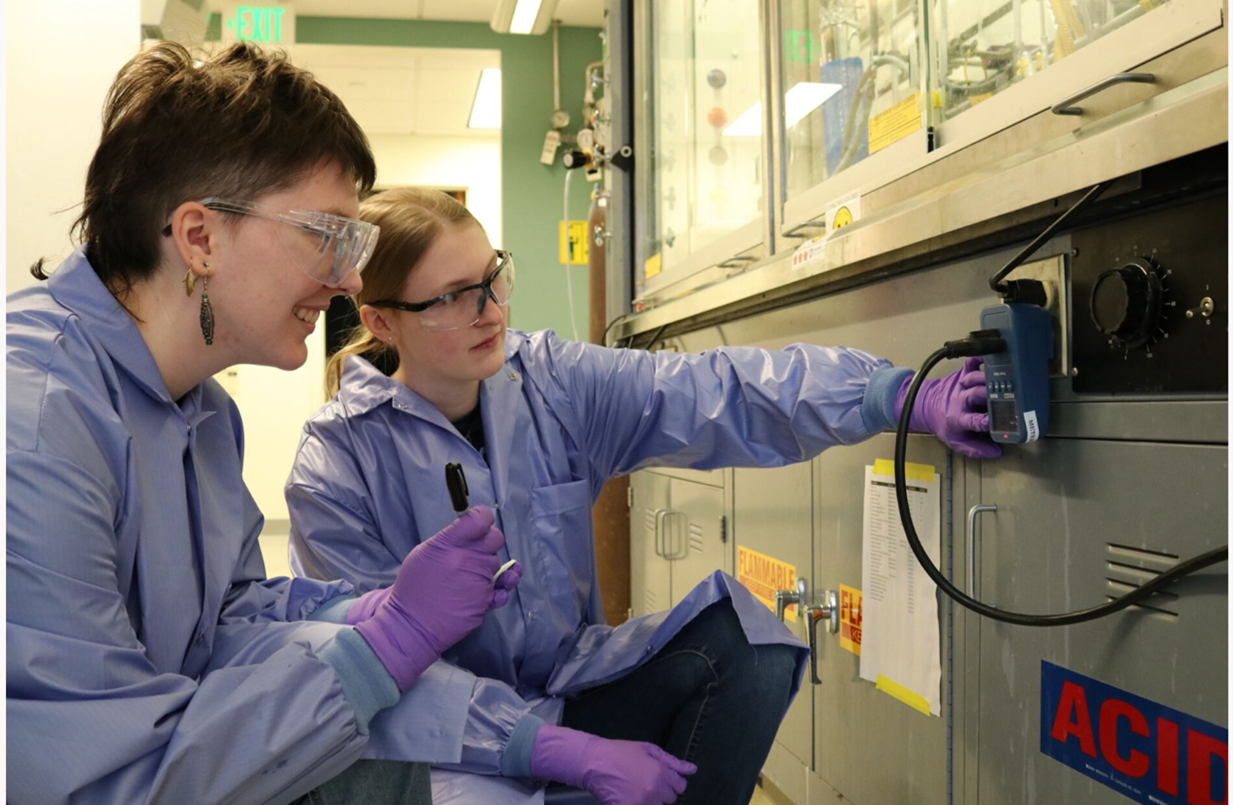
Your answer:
[325,326,394,398]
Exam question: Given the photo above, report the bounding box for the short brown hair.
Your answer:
[38,41,376,289]
[325,187,482,396]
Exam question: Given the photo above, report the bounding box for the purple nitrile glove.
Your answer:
[895,356,1003,459]
[354,506,519,690]
[529,724,697,805]
[347,560,524,625]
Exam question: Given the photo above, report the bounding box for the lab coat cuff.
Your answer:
[862,366,914,434]
[500,713,546,778]
[308,594,355,624]
[320,627,400,735]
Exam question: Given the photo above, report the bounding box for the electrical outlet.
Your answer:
[1003,254,1068,378]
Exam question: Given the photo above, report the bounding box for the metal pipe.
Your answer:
[552,19,562,111]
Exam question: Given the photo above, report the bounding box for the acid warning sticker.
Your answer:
[1041,661,1228,805]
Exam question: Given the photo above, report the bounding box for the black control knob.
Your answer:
[1089,258,1164,348]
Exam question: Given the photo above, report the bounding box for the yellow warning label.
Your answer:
[839,584,862,655]
[559,220,588,265]
[644,252,663,279]
[868,92,923,155]
[831,206,855,231]
[737,546,798,620]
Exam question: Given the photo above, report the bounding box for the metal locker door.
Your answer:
[666,477,725,606]
[630,470,672,617]
[809,434,955,805]
[734,462,815,803]
[969,440,1228,805]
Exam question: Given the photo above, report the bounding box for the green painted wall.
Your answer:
[294,17,602,339]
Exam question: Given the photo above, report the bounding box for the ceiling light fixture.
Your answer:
[491,0,560,35]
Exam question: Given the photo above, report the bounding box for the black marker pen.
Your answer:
[445,463,469,513]
[445,463,516,583]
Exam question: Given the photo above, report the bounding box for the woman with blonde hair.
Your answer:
[288,188,998,805]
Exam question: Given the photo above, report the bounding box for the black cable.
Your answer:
[601,313,631,347]
[895,345,1228,627]
[989,180,1116,295]
[641,324,668,351]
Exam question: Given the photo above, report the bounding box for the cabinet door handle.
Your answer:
[653,509,670,558]
[783,220,826,237]
[804,590,840,686]
[967,505,999,595]
[666,512,690,560]
[1051,73,1156,116]
[774,577,808,622]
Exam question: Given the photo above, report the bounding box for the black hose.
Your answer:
[895,347,1228,626]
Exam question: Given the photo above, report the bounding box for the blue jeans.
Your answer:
[290,759,431,805]
[561,599,798,805]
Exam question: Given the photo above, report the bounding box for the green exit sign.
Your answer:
[227,6,289,43]
[784,29,819,64]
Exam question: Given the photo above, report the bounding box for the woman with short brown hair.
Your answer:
[7,42,518,805]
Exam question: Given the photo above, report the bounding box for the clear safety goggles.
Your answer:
[370,251,515,332]
[165,197,380,287]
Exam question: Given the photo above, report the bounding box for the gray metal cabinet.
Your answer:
[630,471,672,618]
[809,434,957,805]
[629,469,728,618]
[734,463,816,803]
[965,440,1228,805]
[666,476,727,604]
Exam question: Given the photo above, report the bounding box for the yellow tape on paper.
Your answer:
[644,252,663,279]
[737,546,797,620]
[872,458,934,483]
[868,92,923,155]
[876,674,933,716]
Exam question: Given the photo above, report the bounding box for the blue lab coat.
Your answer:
[6,250,478,805]
[287,329,911,801]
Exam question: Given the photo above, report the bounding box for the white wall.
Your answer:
[6,1,142,294]
[235,330,326,529]
[367,132,503,249]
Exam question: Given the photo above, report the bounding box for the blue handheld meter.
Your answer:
[980,303,1053,443]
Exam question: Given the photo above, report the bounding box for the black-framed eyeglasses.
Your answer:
[369,250,515,332]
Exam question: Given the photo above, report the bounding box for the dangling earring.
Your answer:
[184,260,209,295]
[199,270,215,346]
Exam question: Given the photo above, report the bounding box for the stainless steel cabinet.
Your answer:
[965,439,1228,805]
[629,469,728,617]
[810,434,955,805]
[734,462,816,803]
